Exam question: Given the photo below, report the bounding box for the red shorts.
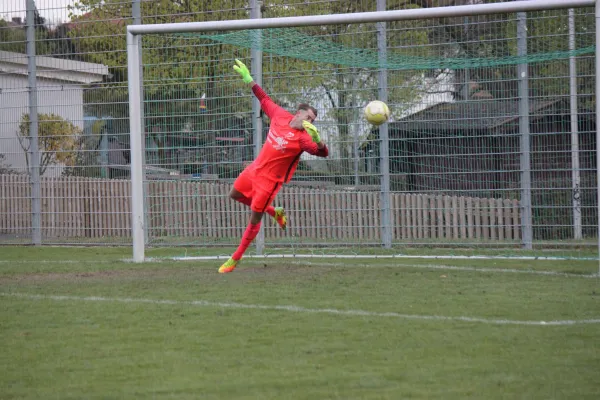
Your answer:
[233,167,281,213]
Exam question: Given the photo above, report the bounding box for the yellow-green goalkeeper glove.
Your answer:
[302,120,321,143]
[233,59,254,84]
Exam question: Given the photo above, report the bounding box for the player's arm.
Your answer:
[233,59,281,119]
[299,124,328,157]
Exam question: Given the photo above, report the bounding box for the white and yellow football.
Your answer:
[364,100,390,126]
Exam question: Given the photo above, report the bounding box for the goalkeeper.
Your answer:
[219,59,329,273]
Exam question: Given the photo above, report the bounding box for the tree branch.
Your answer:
[321,84,337,108]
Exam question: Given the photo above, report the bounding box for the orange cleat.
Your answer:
[218,257,239,274]
[273,206,287,230]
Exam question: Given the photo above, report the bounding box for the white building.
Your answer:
[0,50,109,176]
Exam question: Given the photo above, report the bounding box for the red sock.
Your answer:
[265,206,275,217]
[232,222,262,260]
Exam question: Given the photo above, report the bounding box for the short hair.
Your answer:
[296,103,318,118]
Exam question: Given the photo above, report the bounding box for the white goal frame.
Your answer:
[126,0,599,262]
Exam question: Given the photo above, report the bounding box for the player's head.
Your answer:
[290,103,317,129]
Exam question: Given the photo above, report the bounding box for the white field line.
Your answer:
[0,260,117,264]
[167,256,600,279]
[1,258,597,278]
[282,260,600,279]
[170,254,599,261]
[2,292,599,326]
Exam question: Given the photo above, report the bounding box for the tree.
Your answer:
[0,154,20,175]
[65,1,429,182]
[525,9,595,105]
[0,19,27,53]
[258,0,428,183]
[18,113,82,176]
[49,22,82,61]
[67,0,251,168]
[403,0,595,101]
[0,9,59,56]
[67,0,248,105]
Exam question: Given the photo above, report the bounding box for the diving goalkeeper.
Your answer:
[219,59,329,273]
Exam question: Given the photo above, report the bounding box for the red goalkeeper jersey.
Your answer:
[248,84,328,185]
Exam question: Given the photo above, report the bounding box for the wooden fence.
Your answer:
[0,175,521,242]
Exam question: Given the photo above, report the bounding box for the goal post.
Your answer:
[127,0,599,263]
[127,31,145,262]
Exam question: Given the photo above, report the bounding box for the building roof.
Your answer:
[0,50,109,84]
[6,17,24,27]
[392,98,572,133]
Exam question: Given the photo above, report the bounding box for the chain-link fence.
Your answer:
[0,0,597,259]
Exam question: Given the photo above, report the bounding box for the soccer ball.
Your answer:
[364,100,390,126]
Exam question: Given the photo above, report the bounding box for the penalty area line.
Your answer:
[283,260,599,279]
[168,254,599,261]
[164,256,599,279]
[2,292,599,326]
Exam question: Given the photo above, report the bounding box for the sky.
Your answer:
[0,0,79,25]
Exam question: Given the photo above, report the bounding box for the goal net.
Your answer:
[128,1,598,261]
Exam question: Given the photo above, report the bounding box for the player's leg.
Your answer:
[230,186,280,219]
[219,183,281,273]
[218,210,263,273]
[231,169,254,207]
[229,187,251,206]
[231,173,279,217]
[231,178,284,229]
[220,170,259,273]
[234,210,263,262]
[259,183,286,229]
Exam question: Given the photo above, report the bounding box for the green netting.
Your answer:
[178,28,595,70]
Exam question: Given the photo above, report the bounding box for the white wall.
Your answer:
[0,74,84,176]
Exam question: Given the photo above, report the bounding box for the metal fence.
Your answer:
[1,174,521,243]
[0,0,597,259]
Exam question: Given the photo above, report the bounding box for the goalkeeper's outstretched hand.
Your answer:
[233,59,254,84]
[302,120,321,143]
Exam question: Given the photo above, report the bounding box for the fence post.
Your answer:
[377,0,392,249]
[250,0,265,256]
[518,12,533,250]
[26,0,41,245]
[595,0,600,273]
[569,8,582,240]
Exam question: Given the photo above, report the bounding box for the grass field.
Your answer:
[1,246,599,399]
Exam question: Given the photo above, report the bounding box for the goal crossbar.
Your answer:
[127,0,595,35]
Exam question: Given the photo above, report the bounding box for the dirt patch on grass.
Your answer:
[234,262,333,281]
[0,268,172,284]
[0,261,332,285]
